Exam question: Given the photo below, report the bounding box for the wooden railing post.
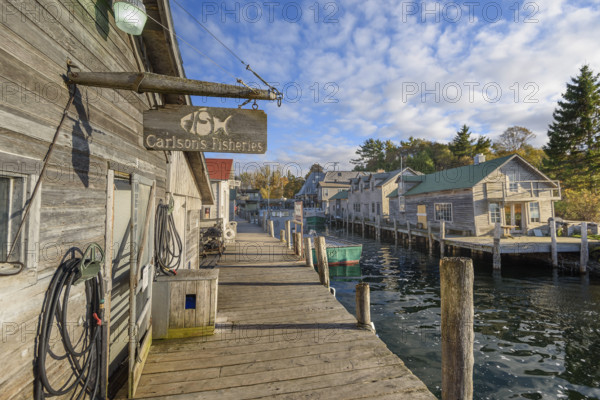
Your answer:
[314,236,330,288]
[581,222,588,273]
[269,220,274,238]
[550,219,558,268]
[440,257,474,400]
[280,229,286,243]
[355,283,374,332]
[305,237,313,267]
[286,220,292,250]
[295,232,303,257]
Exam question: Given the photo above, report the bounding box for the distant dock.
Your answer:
[128,220,435,399]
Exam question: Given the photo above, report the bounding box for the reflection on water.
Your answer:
[327,227,600,400]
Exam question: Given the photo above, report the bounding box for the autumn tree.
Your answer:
[494,126,536,153]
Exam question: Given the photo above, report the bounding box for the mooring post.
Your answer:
[263,212,267,232]
[550,219,558,268]
[355,282,375,332]
[280,229,286,243]
[286,220,292,250]
[296,232,303,257]
[269,220,274,238]
[292,231,298,255]
[362,217,365,238]
[428,224,433,255]
[440,220,446,258]
[393,219,398,245]
[493,222,501,270]
[581,221,588,273]
[314,236,330,288]
[406,221,412,246]
[440,257,474,400]
[305,237,313,267]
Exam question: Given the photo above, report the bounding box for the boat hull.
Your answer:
[311,244,362,266]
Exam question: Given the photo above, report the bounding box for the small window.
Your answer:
[0,176,26,262]
[489,203,501,223]
[371,203,375,213]
[529,202,540,223]
[377,203,381,215]
[434,203,452,222]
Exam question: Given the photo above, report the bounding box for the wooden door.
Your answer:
[417,205,427,229]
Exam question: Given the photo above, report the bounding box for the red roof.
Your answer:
[205,158,234,181]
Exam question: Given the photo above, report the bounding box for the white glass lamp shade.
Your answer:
[113,0,147,36]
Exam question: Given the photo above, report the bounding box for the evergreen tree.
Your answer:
[544,65,600,191]
[449,124,475,158]
[351,139,385,171]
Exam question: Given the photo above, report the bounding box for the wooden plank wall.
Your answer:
[0,0,174,397]
[405,189,475,234]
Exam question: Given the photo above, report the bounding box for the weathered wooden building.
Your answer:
[316,171,365,213]
[397,154,561,236]
[205,158,234,230]
[348,168,419,221]
[328,189,349,217]
[0,0,214,398]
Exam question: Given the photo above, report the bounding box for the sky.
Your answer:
[169,0,600,176]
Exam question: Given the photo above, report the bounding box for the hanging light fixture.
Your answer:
[113,0,147,35]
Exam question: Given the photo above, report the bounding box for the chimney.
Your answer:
[376,169,385,173]
[474,153,486,165]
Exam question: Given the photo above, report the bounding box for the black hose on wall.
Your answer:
[35,256,104,399]
[154,200,182,275]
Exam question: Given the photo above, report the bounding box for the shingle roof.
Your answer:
[403,154,515,196]
[329,190,348,200]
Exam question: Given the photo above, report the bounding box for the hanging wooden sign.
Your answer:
[144,105,267,154]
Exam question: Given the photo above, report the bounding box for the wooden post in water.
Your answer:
[355,283,374,332]
[493,223,501,270]
[440,221,446,258]
[280,229,286,243]
[580,222,588,273]
[406,221,412,246]
[393,219,398,245]
[550,219,558,268]
[286,220,292,250]
[269,220,274,238]
[305,237,313,267]
[440,257,474,400]
[428,224,433,256]
[314,236,330,288]
[376,216,381,241]
[361,217,365,238]
[262,212,267,232]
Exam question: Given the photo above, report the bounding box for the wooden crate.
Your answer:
[152,269,219,339]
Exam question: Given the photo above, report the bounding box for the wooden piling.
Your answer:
[440,257,474,400]
[428,224,433,255]
[493,223,501,270]
[376,216,381,241]
[440,221,446,258]
[280,229,286,243]
[406,221,412,244]
[269,220,274,238]
[262,213,267,232]
[355,283,374,332]
[305,237,313,268]
[286,220,292,250]
[314,236,330,288]
[581,222,588,273]
[550,219,558,268]
[393,219,398,245]
[362,218,365,238]
[296,232,303,258]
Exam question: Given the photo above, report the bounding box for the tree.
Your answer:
[556,189,600,222]
[305,163,324,179]
[449,125,475,159]
[351,139,385,171]
[494,126,536,153]
[283,176,305,198]
[544,65,600,192]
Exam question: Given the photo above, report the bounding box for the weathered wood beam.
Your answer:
[67,71,277,100]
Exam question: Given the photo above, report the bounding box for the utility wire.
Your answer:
[169,0,283,100]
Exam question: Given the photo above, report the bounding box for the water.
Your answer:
[325,227,600,399]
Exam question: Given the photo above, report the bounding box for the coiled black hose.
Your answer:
[35,257,103,399]
[155,200,182,275]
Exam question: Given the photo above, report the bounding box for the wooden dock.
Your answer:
[129,221,435,399]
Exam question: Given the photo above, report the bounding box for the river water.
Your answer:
[322,225,600,399]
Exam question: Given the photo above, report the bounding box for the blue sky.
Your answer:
[170,0,600,175]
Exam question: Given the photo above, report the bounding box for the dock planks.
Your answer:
[132,220,435,399]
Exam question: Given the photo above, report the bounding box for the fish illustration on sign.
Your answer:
[180,108,233,136]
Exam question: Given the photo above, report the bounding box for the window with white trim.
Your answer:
[489,203,501,223]
[434,203,452,222]
[529,202,540,223]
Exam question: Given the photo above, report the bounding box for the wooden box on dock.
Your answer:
[152,269,219,339]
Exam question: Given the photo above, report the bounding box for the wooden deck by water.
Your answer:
[131,220,435,399]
